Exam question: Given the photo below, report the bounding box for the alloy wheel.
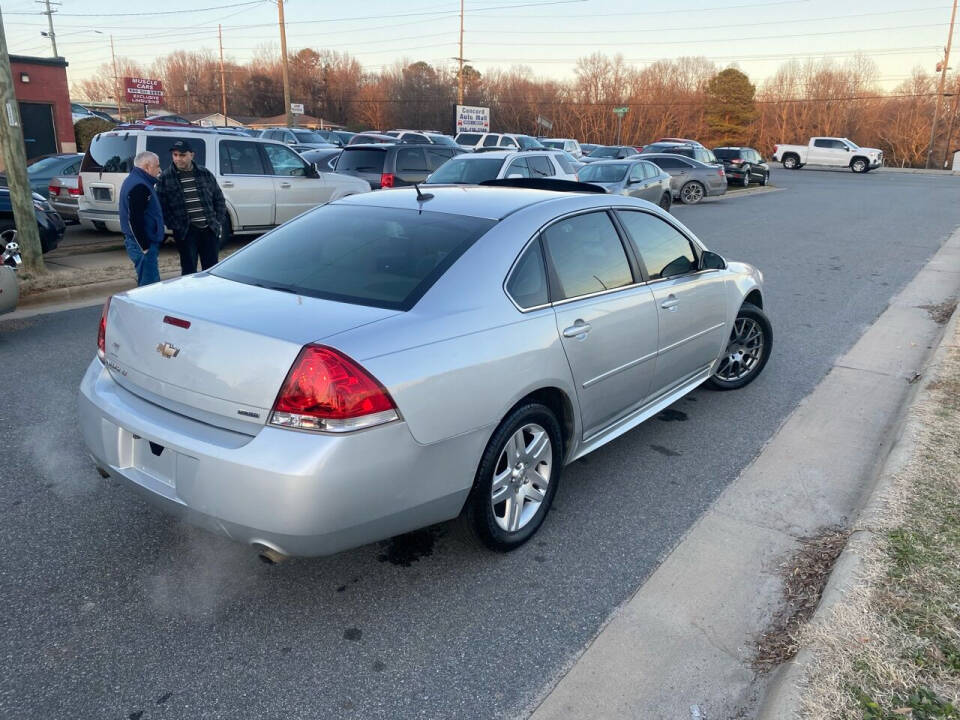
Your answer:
[490,423,552,533]
[681,182,704,204]
[715,317,765,382]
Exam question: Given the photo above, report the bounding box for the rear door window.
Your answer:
[337,149,386,173]
[395,147,428,173]
[80,134,137,173]
[553,153,574,174]
[219,140,268,175]
[542,212,634,300]
[505,158,531,178]
[211,205,497,311]
[146,136,207,171]
[499,136,519,148]
[527,155,553,177]
[455,133,482,145]
[649,157,687,169]
[482,135,500,147]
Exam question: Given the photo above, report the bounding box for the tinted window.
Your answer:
[212,205,496,311]
[80,134,137,173]
[541,140,563,149]
[482,135,500,147]
[578,163,628,183]
[553,152,575,174]
[649,157,690,169]
[499,136,519,147]
[641,161,657,179]
[588,147,619,158]
[427,134,459,147]
[291,130,329,144]
[621,147,638,157]
[515,136,544,149]
[713,148,741,160]
[506,240,549,309]
[219,140,267,175]
[426,157,503,184]
[527,155,553,178]
[27,156,69,175]
[505,158,531,178]
[542,212,633,300]
[425,148,455,170]
[401,133,430,144]
[617,210,697,280]
[263,144,307,176]
[813,139,832,148]
[146,136,208,171]
[396,147,428,173]
[337,148,386,173]
[455,133,482,145]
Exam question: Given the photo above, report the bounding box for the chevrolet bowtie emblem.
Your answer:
[156,342,180,359]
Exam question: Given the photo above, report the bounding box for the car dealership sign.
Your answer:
[124,77,164,106]
[456,105,490,133]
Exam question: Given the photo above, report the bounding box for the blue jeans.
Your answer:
[124,236,161,286]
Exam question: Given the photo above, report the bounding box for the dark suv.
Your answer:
[712,147,769,186]
[335,144,464,189]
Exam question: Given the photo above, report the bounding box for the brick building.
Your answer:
[10,55,76,159]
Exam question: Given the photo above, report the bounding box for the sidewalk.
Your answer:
[526,227,960,720]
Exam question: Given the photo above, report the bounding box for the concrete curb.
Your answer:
[876,167,960,176]
[755,300,960,720]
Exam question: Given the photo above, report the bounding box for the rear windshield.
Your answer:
[212,205,496,310]
[426,157,503,184]
[540,140,563,149]
[515,135,544,150]
[27,156,69,175]
[291,130,329,143]
[428,134,459,147]
[713,148,741,160]
[454,133,482,145]
[80,133,137,173]
[587,147,619,158]
[336,148,386,173]
[578,163,629,182]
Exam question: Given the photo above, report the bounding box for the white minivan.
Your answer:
[77,127,370,238]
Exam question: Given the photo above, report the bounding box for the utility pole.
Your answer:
[219,24,227,119]
[277,0,292,127]
[110,34,122,120]
[926,0,958,168]
[38,0,59,56]
[458,0,464,105]
[942,71,960,169]
[0,8,44,272]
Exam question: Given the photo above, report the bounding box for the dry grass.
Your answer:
[795,321,960,719]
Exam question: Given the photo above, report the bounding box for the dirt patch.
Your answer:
[752,528,850,671]
[919,298,958,326]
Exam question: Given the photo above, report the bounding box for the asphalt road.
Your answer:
[2,168,959,720]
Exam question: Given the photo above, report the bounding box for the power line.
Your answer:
[6,0,265,16]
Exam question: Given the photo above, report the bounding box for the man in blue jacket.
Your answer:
[119,151,164,286]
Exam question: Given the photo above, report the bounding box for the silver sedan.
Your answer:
[79,186,772,558]
[643,153,728,204]
[578,159,673,211]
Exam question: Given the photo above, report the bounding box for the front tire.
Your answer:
[759,171,768,186]
[659,191,672,212]
[679,181,705,204]
[740,165,751,186]
[707,302,772,391]
[851,158,868,173]
[463,403,563,552]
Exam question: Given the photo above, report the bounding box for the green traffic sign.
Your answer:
[613,106,629,115]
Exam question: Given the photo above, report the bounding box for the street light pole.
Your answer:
[458,0,464,106]
[277,0,292,127]
[0,8,44,272]
[110,34,121,120]
[219,24,227,119]
[926,0,958,168]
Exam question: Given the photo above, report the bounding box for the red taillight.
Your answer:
[718,168,725,176]
[68,185,82,196]
[380,172,395,189]
[48,184,59,196]
[77,175,84,195]
[270,345,397,432]
[730,158,743,164]
[97,296,111,362]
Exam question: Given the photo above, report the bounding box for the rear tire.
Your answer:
[679,181,705,205]
[659,192,672,212]
[707,302,772,391]
[463,403,563,552]
[782,154,799,170]
[218,216,234,249]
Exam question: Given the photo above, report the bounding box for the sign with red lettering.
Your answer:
[124,77,164,105]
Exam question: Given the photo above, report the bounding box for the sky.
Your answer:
[2,0,957,94]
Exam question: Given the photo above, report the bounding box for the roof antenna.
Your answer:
[414,183,434,202]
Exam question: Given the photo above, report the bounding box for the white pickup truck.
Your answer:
[772,137,883,173]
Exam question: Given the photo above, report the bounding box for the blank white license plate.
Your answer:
[132,437,176,487]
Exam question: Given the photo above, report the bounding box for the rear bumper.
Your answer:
[78,208,122,232]
[78,360,483,556]
[50,198,79,221]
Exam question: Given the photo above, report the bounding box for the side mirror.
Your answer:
[701,250,726,270]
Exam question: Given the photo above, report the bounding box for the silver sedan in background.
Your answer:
[578,159,673,211]
[79,185,771,559]
[642,153,728,204]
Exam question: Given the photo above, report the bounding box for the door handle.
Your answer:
[221,181,234,188]
[562,321,592,338]
[661,296,680,311]
[280,182,292,188]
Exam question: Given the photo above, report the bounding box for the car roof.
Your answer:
[641,152,707,165]
[333,185,589,220]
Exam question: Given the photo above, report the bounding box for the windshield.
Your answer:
[515,135,544,150]
[842,138,859,149]
[454,133,482,145]
[336,149,386,173]
[212,205,496,311]
[426,157,503,184]
[578,163,629,183]
[588,147,619,158]
[428,134,459,147]
[291,130,330,143]
[27,156,69,175]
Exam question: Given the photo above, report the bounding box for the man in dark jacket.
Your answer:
[119,151,164,286]
[157,139,226,275]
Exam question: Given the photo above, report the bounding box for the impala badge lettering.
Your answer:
[156,342,180,359]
